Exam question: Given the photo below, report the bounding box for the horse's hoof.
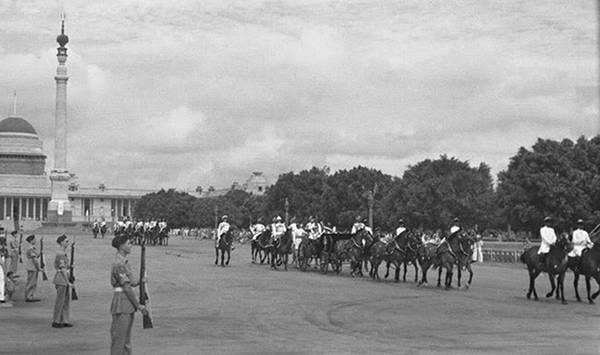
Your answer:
[546,293,553,298]
[576,297,582,302]
[561,300,568,305]
[526,293,531,300]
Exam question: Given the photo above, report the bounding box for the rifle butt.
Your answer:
[142,314,153,329]
[71,287,78,300]
[42,271,48,281]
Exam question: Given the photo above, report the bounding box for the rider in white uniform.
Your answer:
[305,216,323,240]
[569,219,593,258]
[538,216,557,265]
[271,216,286,242]
[217,215,230,244]
[250,218,266,241]
[351,216,366,234]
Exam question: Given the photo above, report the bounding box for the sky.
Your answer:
[0,0,597,191]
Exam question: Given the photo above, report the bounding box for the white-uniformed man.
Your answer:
[250,218,266,241]
[271,216,286,242]
[538,216,557,265]
[288,218,306,252]
[396,219,407,238]
[159,219,168,233]
[217,215,230,244]
[306,216,322,240]
[135,220,144,232]
[351,216,366,234]
[569,219,593,258]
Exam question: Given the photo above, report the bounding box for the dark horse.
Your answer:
[92,224,99,239]
[328,230,373,277]
[427,230,475,289]
[100,224,107,239]
[252,230,272,264]
[271,229,293,271]
[569,238,600,304]
[520,233,572,304]
[215,229,233,267]
[383,231,421,282]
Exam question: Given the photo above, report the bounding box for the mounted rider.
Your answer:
[158,219,168,233]
[568,219,593,258]
[217,215,230,244]
[351,216,366,234]
[250,218,266,241]
[306,216,323,240]
[538,216,557,266]
[271,216,287,243]
[396,219,407,238]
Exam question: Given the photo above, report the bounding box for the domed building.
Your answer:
[0,114,153,231]
[0,116,46,175]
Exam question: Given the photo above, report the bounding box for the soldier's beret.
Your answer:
[56,234,67,244]
[26,234,35,243]
[111,234,129,249]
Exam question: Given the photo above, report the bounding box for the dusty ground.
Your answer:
[1,234,599,355]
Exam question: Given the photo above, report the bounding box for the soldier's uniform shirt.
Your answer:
[289,223,306,250]
[306,222,322,240]
[449,225,460,235]
[53,251,71,324]
[110,253,137,315]
[272,222,286,240]
[396,227,406,237]
[569,228,593,257]
[250,223,265,240]
[538,226,557,254]
[351,222,366,234]
[217,222,230,238]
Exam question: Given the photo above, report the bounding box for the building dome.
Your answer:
[0,116,46,175]
[0,117,38,135]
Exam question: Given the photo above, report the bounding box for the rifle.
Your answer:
[70,240,78,300]
[40,237,48,281]
[18,232,22,263]
[139,240,153,329]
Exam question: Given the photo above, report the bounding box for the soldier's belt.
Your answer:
[114,287,124,292]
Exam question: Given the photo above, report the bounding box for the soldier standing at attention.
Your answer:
[8,230,19,276]
[25,235,42,302]
[110,234,148,355]
[52,234,72,328]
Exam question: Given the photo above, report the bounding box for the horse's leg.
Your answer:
[402,260,408,282]
[215,248,219,265]
[437,266,442,288]
[558,272,567,304]
[221,249,225,267]
[574,271,581,302]
[591,274,600,300]
[394,260,401,282]
[384,261,391,279]
[466,263,473,289]
[585,274,594,304]
[457,264,462,288]
[445,265,453,290]
[226,249,230,266]
[413,261,419,283]
[546,273,556,298]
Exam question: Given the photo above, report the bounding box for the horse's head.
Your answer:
[556,232,573,254]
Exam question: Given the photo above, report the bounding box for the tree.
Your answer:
[384,155,495,230]
[134,189,195,228]
[497,137,600,232]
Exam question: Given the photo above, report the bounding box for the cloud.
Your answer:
[0,0,596,190]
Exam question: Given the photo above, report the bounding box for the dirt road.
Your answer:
[1,235,598,354]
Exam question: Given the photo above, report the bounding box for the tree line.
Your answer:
[134,136,600,234]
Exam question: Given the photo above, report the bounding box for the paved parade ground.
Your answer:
[1,234,599,355]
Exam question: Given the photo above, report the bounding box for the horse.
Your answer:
[297,236,324,272]
[436,229,476,289]
[369,232,408,281]
[520,233,573,304]
[92,224,99,239]
[453,229,477,289]
[320,233,353,273]
[100,224,107,239]
[271,229,293,271]
[383,231,421,282]
[252,230,272,265]
[215,229,233,267]
[417,232,438,286]
[328,229,372,277]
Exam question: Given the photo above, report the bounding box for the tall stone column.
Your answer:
[47,18,72,224]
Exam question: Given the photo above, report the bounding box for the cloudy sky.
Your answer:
[0,1,597,191]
